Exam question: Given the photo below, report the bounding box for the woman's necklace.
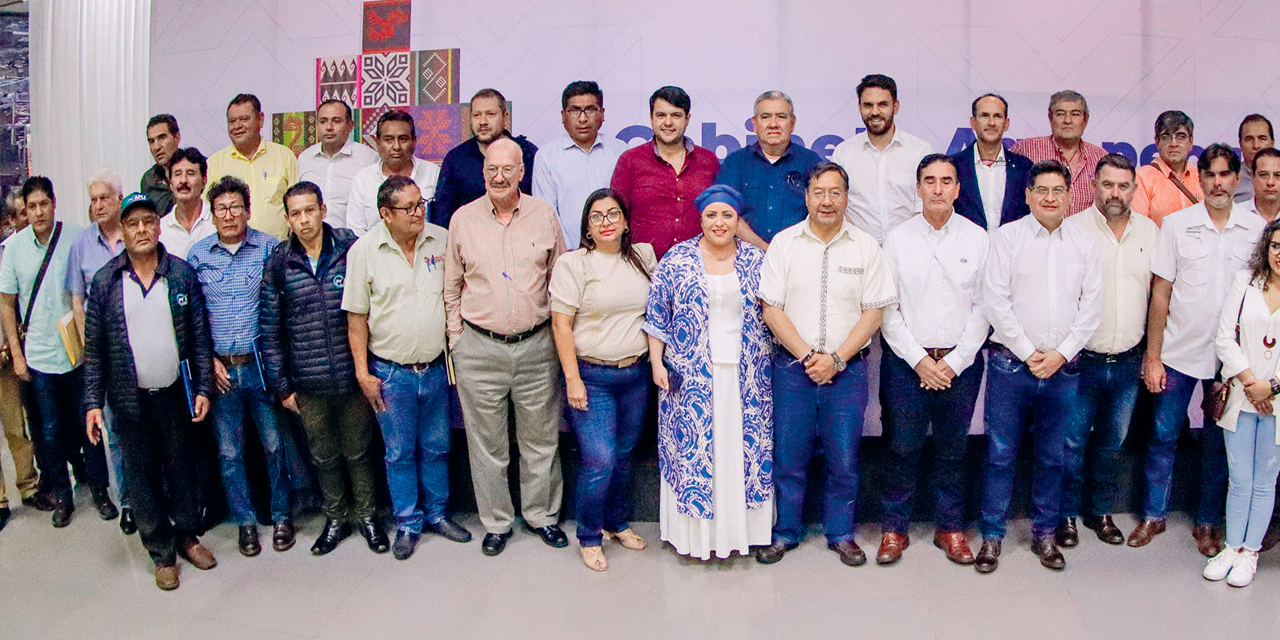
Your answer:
[1265,310,1276,358]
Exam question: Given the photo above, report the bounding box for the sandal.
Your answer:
[581,545,608,571]
[604,529,648,550]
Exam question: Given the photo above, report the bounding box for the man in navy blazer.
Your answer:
[952,94,1034,231]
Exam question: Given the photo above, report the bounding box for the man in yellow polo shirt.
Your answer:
[207,94,297,239]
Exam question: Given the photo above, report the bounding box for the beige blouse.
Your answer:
[550,243,657,361]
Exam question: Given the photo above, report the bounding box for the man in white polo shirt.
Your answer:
[158,147,216,261]
[346,110,440,236]
[297,99,378,229]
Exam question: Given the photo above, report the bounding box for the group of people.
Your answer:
[2,73,1280,593]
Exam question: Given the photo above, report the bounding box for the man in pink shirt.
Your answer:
[1133,111,1202,226]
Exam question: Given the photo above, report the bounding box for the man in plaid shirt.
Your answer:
[1011,90,1109,217]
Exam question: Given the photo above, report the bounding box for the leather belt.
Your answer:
[1080,344,1143,363]
[988,344,1019,361]
[464,319,549,344]
[579,354,645,368]
[924,347,955,361]
[218,353,254,366]
[370,353,444,373]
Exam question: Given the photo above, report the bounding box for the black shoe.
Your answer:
[1082,514,1124,545]
[273,519,296,552]
[426,518,472,543]
[359,517,389,553]
[1054,518,1078,548]
[756,539,798,564]
[310,519,351,556]
[89,486,118,521]
[526,524,568,548]
[1031,536,1066,571]
[51,501,73,528]
[392,529,420,560]
[975,539,1001,574]
[0,506,9,532]
[119,507,137,535]
[828,540,867,567]
[238,525,261,557]
[22,492,56,512]
[482,531,513,556]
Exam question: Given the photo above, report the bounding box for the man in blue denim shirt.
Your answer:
[715,91,821,251]
[187,175,296,557]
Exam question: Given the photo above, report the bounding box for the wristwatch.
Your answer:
[830,352,847,373]
[1270,378,1280,397]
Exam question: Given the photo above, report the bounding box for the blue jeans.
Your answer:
[102,403,128,508]
[568,360,648,547]
[1224,412,1280,551]
[980,350,1078,540]
[880,349,983,533]
[27,366,108,503]
[1061,349,1141,519]
[1142,366,1227,524]
[211,360,290,525]
[772,353,867,545]
[370,357,451,533]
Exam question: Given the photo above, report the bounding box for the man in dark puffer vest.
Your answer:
[260,181,389,555]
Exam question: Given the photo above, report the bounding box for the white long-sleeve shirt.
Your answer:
[831,128,934,244]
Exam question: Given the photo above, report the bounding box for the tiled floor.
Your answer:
[4,480,1280,638]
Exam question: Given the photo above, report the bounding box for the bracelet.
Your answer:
[796,348,817,366]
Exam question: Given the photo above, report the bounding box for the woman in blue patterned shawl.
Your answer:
[644,185,773,560]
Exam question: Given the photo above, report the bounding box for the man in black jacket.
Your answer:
[260,182,388,555]
[83,193,215,591]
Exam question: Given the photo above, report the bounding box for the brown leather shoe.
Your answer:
[178,535,217,570]
[155,563,179,591]
[876,531,908,565]
[828,540,866,566]
[974,539,1001,574]
[933,531,975,565]
[1126,519,1166,548]
[1081,515,1125,545]
[1192,524,1224,557]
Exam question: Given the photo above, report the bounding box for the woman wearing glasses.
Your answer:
[1206,218,1280,587]
[550,189,656,571]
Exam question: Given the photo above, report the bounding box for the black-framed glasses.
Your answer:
[566,106,601,118]
[588,209,623,226]
[387,199,428,215]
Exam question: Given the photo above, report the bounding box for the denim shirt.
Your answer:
[715,143,822,243]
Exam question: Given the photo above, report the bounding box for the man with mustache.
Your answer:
[429,88,538,229]
[1059,154,1156,548]
[158,147,216,261]
[297,99,378,230]
[1010,90,1108,217]
[1242,148,1280,224]
[831,74,934,245]
[1235,114,1274,204]
[141,114,180,216]
[347,109,440,236]
[952,93,1034,232]
[206,93,298,240]
[1133,111,1202,226]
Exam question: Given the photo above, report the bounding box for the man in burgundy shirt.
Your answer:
[610,86,720,258]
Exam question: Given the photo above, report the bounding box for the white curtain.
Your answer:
[29,0,151,226]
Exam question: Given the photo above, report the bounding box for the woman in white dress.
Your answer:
[644,185,773,560]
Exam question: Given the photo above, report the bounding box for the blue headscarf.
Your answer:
[694,184,743,214]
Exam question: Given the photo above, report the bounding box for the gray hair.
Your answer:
[753,90,794,115]
[1048,90,1088,115]
[87,168,123,198]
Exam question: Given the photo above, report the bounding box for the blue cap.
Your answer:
[120,192,157,219]
[693,184,743,214]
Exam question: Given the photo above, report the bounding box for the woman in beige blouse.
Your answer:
[550,188,656,571]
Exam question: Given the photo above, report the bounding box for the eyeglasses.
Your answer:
[565,106,601,118]
[483,165,519,178]
[212,204,246,217]
[588,209,623,226]
[387,199,428,215]
[808,189,846,202]
[1030,186,1069,197]
[1159,132,1191,143]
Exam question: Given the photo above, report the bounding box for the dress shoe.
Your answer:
[358,517,390,553]
[481,531,513,556]
[603,528,648,550]
[272,519,296,552]
[89,485,118,520]
[0,506,9,532]
[828,540,867,567]
[178,535,217,570]
[426,518,472,543]
[1192,524,1224,558]
[1054,518,1078,548]
[310,519,351,556]
[974,539,1001,574]
[238,525,261,557]
[755,539,797,564]
[22,492,55,512]
[1031,536,1066,570]
[581,545,608,572]
[876,531,908,565]
[392,529,420,560]
[1261,520,1280,553]
[933,531,975,565]
[154,563,180,591]
[51,501,73,528]
[1126,519,1166,548]
[1082,515,1124,545]
[526,523,569,548]
[119,507,137,535]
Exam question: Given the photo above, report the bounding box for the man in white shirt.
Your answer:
[977,160,1102,574]
[1133,144,1265,556]
[754,162,898,567]
[1235,114,1273,203]
[952,94,1034,232]
[1241,147,1280,224]
[297,100,378,229]
[878,154,989,566]
[531,81,626,249]
[831,74,934,244]
[158,148,216,261]
[1059,154,1156,548]
[347,110,441,236]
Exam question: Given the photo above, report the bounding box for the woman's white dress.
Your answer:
[660,271,774,559]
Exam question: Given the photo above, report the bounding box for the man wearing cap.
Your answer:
[755,161,898,567]
[83,192,215,590]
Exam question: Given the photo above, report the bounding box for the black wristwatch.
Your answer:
[830,352,847,373]
[1270,378,1280,397]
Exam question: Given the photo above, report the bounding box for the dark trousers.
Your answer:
[1062,349,1141,519]
[880,349,983,533]
[115,384,201,566]
[25,366,107,503]
[294,391,377,521]
[1142,366,1227,525]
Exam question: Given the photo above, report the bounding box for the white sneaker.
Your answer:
[1204,546,1239,581]
[1227,549,1259,587]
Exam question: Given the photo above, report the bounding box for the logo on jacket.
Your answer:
[333,274,345,289]
[176,293,188,307]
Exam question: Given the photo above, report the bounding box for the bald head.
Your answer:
[484,137,524,203]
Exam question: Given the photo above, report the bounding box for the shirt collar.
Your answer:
[798,218,855,244]
[1189,202,1251,231]
[749,142,793,162]
[312,140,359,160]
[560,133,605,152]
[230,139,267,162]
[974,145,1005,166]
[374,219,439,253]
[91,222,122,250]
[858,129,903,151]
[482,193,523,219]
[164,204,211,230]
[1151,156,1193,179]
[213,230,260,254]
[651,137,695,157]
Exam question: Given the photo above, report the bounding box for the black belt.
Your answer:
[138,383,180,396]
[370,353,445,373]
[1080,344,1143,363]
[988,344,1019,361]
[464,319,549,344]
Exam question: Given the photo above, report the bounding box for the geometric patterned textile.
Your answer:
[407,104,466,162]
[316,55,361,109]
[413,49,460,105]
[271,111,317,156]
[361,52,412,109]
[362,0,412,54]
[359,103,407,143]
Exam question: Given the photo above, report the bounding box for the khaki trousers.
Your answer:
[0,359,39,507]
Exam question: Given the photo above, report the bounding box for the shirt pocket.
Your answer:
[832,261,867,304]
[936,250,982,294]
[1176,235,1211,291]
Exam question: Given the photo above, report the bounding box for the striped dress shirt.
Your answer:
[186,228,279,355]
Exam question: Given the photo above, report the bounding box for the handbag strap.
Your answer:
[1235,289,1246,344]
[19,221,62,335]
[1166,170,1200,205]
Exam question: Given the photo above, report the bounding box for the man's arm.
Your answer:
[346,312,384,413]
[443,228,466,346]
[1143,276,1173,392]
[983,231,1036,361]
